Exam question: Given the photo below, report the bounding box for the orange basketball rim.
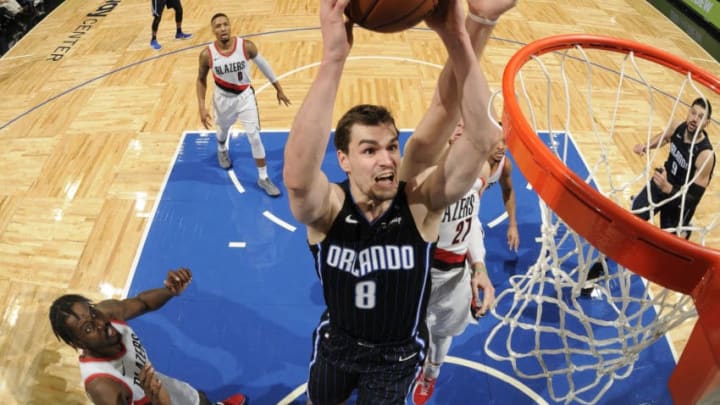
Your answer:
[501,34,720,405]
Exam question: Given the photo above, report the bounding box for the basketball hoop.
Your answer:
[487,34,720,404]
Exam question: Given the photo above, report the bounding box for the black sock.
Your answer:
[176,27,182,34]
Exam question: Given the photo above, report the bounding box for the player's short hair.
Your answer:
[692,97,712,120]
[334,104,399,153]
[211,13,229,25]
[49,294,91,348]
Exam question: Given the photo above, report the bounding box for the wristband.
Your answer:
[468,12,498,26]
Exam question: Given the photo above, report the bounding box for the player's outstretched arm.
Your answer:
[401,0,514,181]
[633,122,678,155]
[284,0,352,226]
[96,268,192,322]
[417,0,501,211]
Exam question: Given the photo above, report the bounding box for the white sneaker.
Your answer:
[217,149,232,169]
[257,177,281,197]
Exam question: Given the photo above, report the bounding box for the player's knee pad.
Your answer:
[151,15,162,31]
[246,130,266,159]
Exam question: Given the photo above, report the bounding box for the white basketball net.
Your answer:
[485,42,719,404]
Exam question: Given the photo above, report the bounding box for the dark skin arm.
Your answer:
[498,158,519,251]
[96,268,192,322]
[245,39,291,106]
[196,49,213,129]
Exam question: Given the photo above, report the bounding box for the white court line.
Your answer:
[228,242,246,248]
[263,210,296,232]
[228,170,245,193]
[275,356,547,405]
[487,211,508,228]
[276,383,307,405]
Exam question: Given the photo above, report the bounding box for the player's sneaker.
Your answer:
[217,149,232,169]
[175,31,193,40]
[150,39,162,50]
[218,393,246,405]
[412,373,436,405]
[258,177,281,197]
[581,261,605,297]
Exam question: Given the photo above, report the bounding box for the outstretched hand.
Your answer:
[633,143,646,156]
[320,0,353,62]
[140,363,171,405]
[164,267,192,295]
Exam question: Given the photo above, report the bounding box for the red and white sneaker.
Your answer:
[412,373,436,405]
[220,393,246,405]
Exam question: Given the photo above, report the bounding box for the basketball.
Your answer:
[345,0,440,33]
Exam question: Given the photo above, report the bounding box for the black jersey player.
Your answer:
[283,0,507,403]
[632,97,714,239]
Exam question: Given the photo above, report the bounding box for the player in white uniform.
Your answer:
[49,268,246,405]
[412,124,496,405]
[412,127,519,405]
[399,1,518,402]
[197,12,291,197]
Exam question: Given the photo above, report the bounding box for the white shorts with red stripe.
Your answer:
[213,87,259,133]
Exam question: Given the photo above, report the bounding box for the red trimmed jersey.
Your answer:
[78,320,197,405]
[208,37,252,95]
[434,178,485,265]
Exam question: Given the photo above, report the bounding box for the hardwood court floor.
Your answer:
[0,0,717,403]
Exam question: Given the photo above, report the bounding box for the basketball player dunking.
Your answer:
[284,0,510,403]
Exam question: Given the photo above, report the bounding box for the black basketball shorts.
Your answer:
[151,0,181,17]
[307,323,426,405]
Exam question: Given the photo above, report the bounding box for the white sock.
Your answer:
[258,166,268,179]
[425,361,442,379]
[426,334,453,379]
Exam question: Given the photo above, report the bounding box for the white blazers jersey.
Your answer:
[78,320,198,405]
[208,37,252,95]
[435,178,485,266]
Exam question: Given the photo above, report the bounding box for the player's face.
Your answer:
[65,302,122,354]
[491,135,507,162]
[211,16,232,42]
[339,123,401,202]
[686,104,709,134]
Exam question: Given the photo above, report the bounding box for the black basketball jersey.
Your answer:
[664,122,715,186]
[309,180,436,343]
